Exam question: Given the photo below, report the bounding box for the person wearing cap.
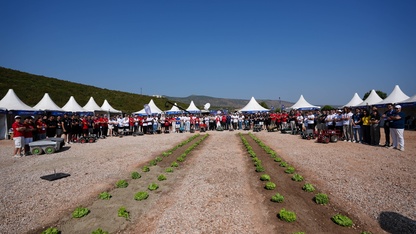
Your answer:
[12,116,26,157]
[388,105,405,151]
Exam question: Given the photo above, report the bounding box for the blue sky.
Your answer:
[1,0,415,105]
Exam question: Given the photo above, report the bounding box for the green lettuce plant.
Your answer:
[302,183,315,192]
[265,182,276,190]
[278,208,296,222]
[157,174,167,181]
[292,174,304,182]
[271,193,284,203]
[134,191,149,201]
[165,167,174,173]
[41,227,59,234]
[72,207,89,218]
[285,166,295,174]
[171,161,179,167]
[116,180,128,188]
[142,165,150,172]
[148,183,159,191]
[331,214,353,227]
[98,192,112,200]
[118,207,129,220]
[314,193,329,205]
[131,171,141,179]
[260,174,271,181]
[279,161,288,167]
[91,228,109,234]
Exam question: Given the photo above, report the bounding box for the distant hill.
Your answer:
[0,66,293,113]
[167,95,294,111]
[0,67,179,114]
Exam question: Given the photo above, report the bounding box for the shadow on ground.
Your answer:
[379,211,416,234]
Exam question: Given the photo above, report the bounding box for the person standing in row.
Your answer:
[382,104,394,147]
[12,116,26,158]
[389,105,405,151]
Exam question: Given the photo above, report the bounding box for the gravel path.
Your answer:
[0,130,415,233]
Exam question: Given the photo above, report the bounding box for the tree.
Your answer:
[321,105,334,111]
[363,90,387,100]
[260,101,269,109]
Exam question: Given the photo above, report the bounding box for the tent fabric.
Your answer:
[0,89,37,111]
[355,89,383,107]
[133,99,163,115]
[239,97,269,113]
[61,96,87,112]
[33,93,64,111]
[186,100,201,113]
[83,97,103,112]
[375,85,409,106]
[101,99,122,113]
[343,93,363,107]
[288,95,320,110]
[399,94,416,106]
[165,103,183,114]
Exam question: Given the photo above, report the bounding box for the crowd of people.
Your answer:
[10,103,408,158]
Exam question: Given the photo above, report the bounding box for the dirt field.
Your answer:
[0,129,415,233]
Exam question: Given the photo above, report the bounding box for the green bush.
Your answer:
[41,227,59,234]
[72,207,89,218]
[91,228,109,234]
[255,165,265,172]
[284,166,295,174]
[278,208,297,222]
[116,180,128,188]
[279,161,288,167]
[142,166,150,172]
[331,214,353,227]
[260,174,271,181]
[302,183,315,192]
[148,183,159,191]
[271,193,284,203]
[98,192,112,200]
[171,161,179,167]
[274,157,282,162]
[314,193,329,205]
[165,167,174,173]
[292,174,304,182]
[155,156,163,162]
[158,174,167,181]
[265,182,276,190]
[118,207,129,220]
[131,171,141,179]
[134,191,149,201]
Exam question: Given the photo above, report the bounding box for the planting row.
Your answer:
[41,133,209,234]
[240,132,370,233]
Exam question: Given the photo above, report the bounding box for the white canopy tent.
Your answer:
[0,89,38,112]
[33,93,64,112]
[239,97,269,113]
[288,95,320,110]
[101,99,122,113]
[399,94,416,106]
[186,100,201,113]
[375,85,409,106]
[355,90,383,107]
[61,96,89,113]
[83,97,104,112]
[165,103,183,115]
[133,99,163,116]
[342,93,363,107]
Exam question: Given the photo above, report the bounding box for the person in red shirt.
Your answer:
[12,116,26,158]
[36,116,47,140]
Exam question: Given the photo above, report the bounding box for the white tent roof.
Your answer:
[186,100,201,113]
[239,97,269,113]
[165,103,182,114]
[375,85,409,105]
[289,95,320,110]
[133,99,163,115]
[83,97,103,112]
[0,89,36,111]
[343,93,363,107]
[101,99,122,113]
[355,89,383,107]
[61,96,87,112]
[33,93,63,111]
[399,94,416,105]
